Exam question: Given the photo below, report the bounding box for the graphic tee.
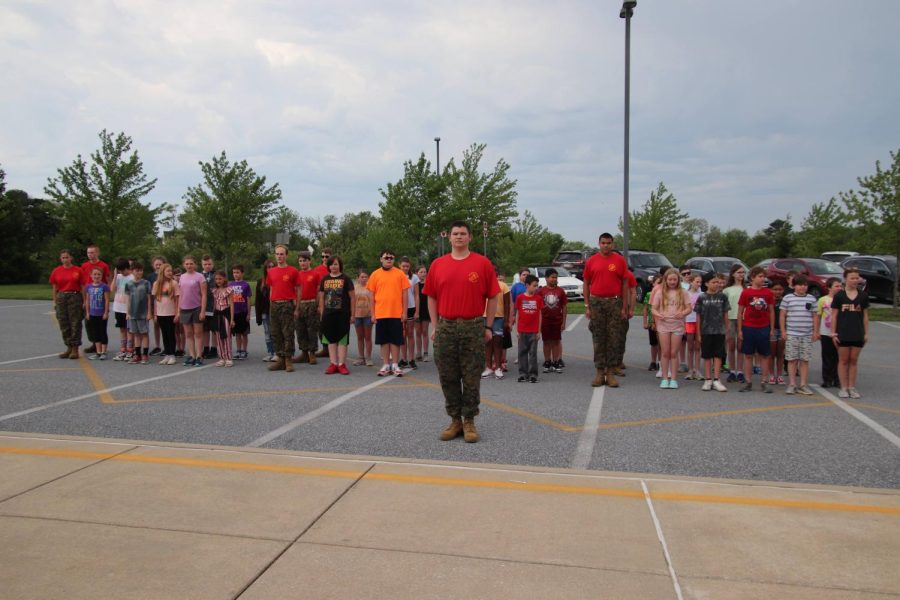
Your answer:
[738,287,775,328]
[320,274,354,316]
[515,294,544,334]
[694,292,730,335]
[538,286,568,322]
[817,295,835,336]
[229,280,252,314]
[832,290,869,343]
[124,279,152,318]
[85,282,110,317]
[113,273,134,313]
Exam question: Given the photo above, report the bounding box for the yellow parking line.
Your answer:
[77,355,115,404]
[111,383,433,404]
[481,398,581,432]
[1,445,897,515]
[0,367,81,373]
[847,402,900,416]
[597,402,834,430]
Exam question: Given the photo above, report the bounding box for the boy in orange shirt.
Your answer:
[367,249,410,376]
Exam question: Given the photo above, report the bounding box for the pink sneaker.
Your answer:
[776,376,785,385]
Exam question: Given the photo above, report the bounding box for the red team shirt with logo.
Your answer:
[422,253,500,319]
[583,252,628,297]
[81,260,111,283]
[538,286,567,323]
[515,293,544,333]
[266,266,300,301]
[298,269,323,301]
[738,287,775,328]
[49,265,84,292]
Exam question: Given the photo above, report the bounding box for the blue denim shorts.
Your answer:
[741,326,771,357]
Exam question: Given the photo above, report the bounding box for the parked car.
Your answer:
[620,250,674,300]
[552,250,593,280]
[821,251,859,263]
[841,255,897,301]
[763,258,847,298]
[527,266,585,301]
[683,256,749,289]
[753,258,775,270]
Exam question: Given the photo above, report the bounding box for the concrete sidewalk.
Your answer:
[1,432,898,599]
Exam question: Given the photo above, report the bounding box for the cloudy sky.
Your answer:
[2,0,899,245]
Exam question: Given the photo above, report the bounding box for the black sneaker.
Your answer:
[409,360,418,370]
[557,359,566,369]
[175,350,184,357]
[517,375,527,382]
[529,376,538,383]
[739,383,753,393]
[398,360,408,369]
[553,361,563,373]
[149,347,162,356]
[542,361,552,373]
[85,344,97,354]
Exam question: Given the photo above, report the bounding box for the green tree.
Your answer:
[674,217,709,263]
[762,217,795,258]
[795,198,849,256]
[0,184,62,283]
[841,149,900,309]
[493,210,559,275]
[378,154,447,260]
[443,143,518,241]
[180,151,282,269]
[619,182,687,257]
[719,228,750,259]
[44,130,163,260]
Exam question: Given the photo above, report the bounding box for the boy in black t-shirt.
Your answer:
[695,275,730,392]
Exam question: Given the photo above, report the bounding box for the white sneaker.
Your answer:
[701,380,712,391]
[159,357,168,365]
[838,388,850,399]
[712,380,728,392]
[848,387,861,399]
[494,368,504,380]
[655,369,662,378]
[481,368,494,379]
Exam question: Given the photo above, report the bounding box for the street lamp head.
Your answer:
[620,0,636,18]
[434,137,441,142]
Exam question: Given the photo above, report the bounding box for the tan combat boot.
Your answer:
[68,346,79,359]
[463,417,480,443]
[268,355,286,371]
[292,350,308,364]
[59,347,72,359]
[591,368,605,387]
[439,417,463,441]
[284,356,295,372]
[605,368,620,388]
[307,353,317,365]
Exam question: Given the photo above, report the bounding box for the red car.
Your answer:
[763,258,847,298]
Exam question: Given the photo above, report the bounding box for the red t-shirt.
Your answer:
[515,293,544,333]
[583,252,628,297]
[81,260,111,283]
[422,252,501,320]
[538,286,567,322]
[313,264,329,280]
[624,269,637,288]
[266,265,300,301]
[49,265,84,293]
[739,287,775,328]
[297,269,323,301]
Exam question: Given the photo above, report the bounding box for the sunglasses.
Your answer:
[321,255,330,259]
[382,256,395,260]
[681,272,691,276]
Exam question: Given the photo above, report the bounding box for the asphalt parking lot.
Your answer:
[1,299,898,489]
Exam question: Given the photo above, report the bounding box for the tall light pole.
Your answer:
[620,1,636,264]
[434,137,441,176]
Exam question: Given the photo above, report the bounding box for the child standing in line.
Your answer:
[50,249,86,359]
[737,267,775,393]
[229,265,252,360]
[110,258,134,361]
[256,260,275,362]
[353,269,374,366]
[723,264,747,382]
[318,256,355,375]
[695,275,730,391]
[415,266,431,363]
[767,282,786,385]
[510,275,543,383]
[539,267,568,373]
[399,257,419,370]
[817,277,842,388]
[173,268,186,357]
[780,274,819,395]
[83,267,110,360]
[152,263,180,365]
[832,268,869,399]
[211,271,235,367]
[642,275,660,373]
[124,263,153,365]
[482,266,509,380]
[684,274,703,380]
[651,268,692,390]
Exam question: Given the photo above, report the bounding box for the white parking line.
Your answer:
[247,375,398,447]
[0,304,52,309]
[0,353,59,366]
[570,386,604,469]
[565,314,584,332]
[641,480,684,600]
[878,321,900,330]
[0,366,213,423]
[813,385,900,450]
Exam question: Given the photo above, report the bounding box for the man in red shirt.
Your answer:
[312,248,332,358]
[425,221,500,443]
[50,249,86,359]
[294,251,323,365]
[266,244,302,372]
[582,233,629,387]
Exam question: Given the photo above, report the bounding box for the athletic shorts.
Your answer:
[232,312,250,335]
[375,318,405,346]
[785,335,812,362]
[486,317,504,337]
[685,322,697,335]
[541,319,562,341]
[701,334,726,360]
[354,316,372,328]
[321,333,350,346]
[114,311,128,329]
[180,307,202,325]
[741,326,771,357]
[406,308,416,321]
[128,318,149,334]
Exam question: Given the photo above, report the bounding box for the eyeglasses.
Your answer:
[382,256,395,261]
[321,255,330,259]
[681,272,691,276]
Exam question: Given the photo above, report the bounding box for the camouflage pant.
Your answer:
[616,316,631,365]
[589,296,626,370]
[295,300,320,352]
[270,301,296,358]
[55,292,83,348]
[433,318,484,418]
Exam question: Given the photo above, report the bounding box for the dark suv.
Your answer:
[841,255,897,301]
[552,250,593,279]
[622,250,674,300]
[684,257,749,289]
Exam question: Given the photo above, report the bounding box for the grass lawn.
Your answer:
[0,284,53,300]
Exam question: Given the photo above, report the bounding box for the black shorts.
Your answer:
[203,312,216,332]
[86,315,109,345]
[232,312,250,335]
[406,308,416,320]
[837,340,865,348]
[648,328,658,347]
[114,311,127,329]
[375,318,405,346]
[701,334,726,360]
